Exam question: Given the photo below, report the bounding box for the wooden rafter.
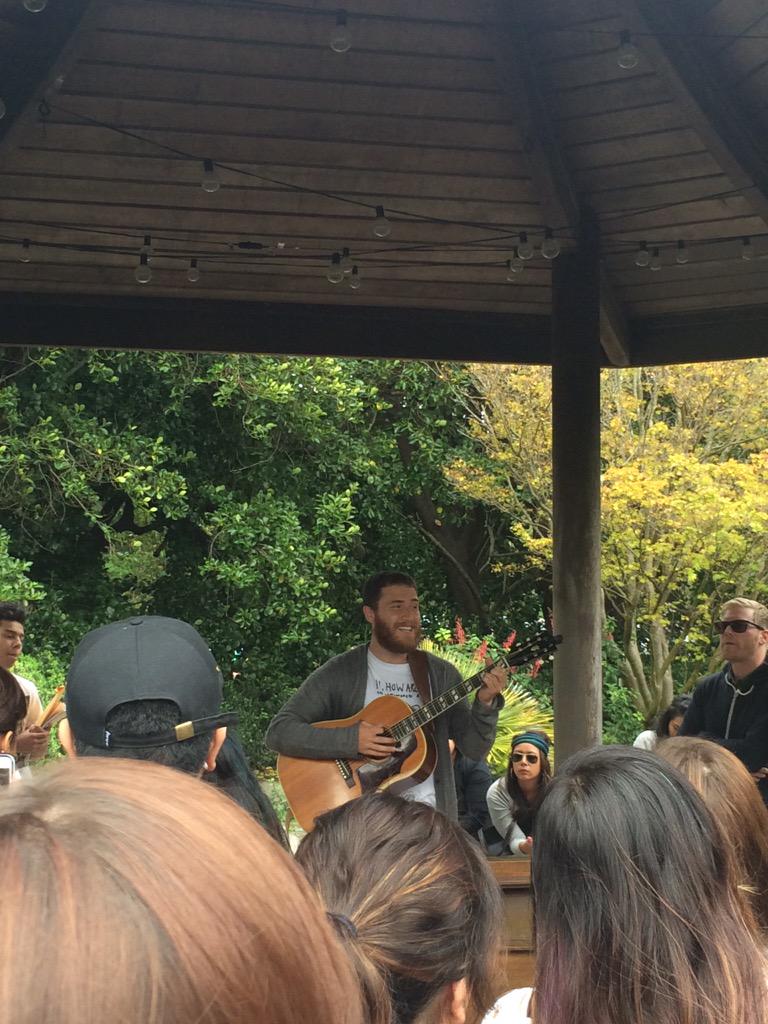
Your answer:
[630,0,768,227]
[487,1,633,366]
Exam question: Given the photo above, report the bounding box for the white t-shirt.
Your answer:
[365,651,436,807]
[483,988,533,1024]
[633,729,657,750]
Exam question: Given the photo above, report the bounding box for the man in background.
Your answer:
[0,601,48,764]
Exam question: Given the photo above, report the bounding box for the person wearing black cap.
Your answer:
[58,615,289,848]
[58,616,237,773]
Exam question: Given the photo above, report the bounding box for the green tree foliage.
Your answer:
[0,348,520,763]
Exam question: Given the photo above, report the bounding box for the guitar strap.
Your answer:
[406,650,433,708]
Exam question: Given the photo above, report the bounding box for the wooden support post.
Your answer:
[551,209,603,765]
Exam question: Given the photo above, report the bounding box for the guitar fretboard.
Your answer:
[387,635,559,743]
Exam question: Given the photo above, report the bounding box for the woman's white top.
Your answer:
[483,987,533,1023]
[485,777,529,856]
[632,729,657,750]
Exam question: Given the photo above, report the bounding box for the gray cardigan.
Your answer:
[266,644,503,822]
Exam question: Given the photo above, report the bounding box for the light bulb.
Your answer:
[19,239,31,263]
[326,252,344,284]
[617,30,639,70]
[742,236,753,261]
[201,158,220,193]
[373,205,391,238]
[349,265,361,289]
[340,246,352,274]
[140,234,153,262]
[134,253,152,284]
[187,258,200,283]
[330,10,352,53]
[505,250,524,280]
[675,240,688,265]
[649,247,662,271]
[23,0,47,12]
[635,242,650,268]
[0,99,6,120]
[517,231,533,260]
[540,227,560,260]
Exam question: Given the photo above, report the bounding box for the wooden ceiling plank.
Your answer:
[632,305,768,364]
[629,0,768,229]
[490,1,633,365]
[568,128,708,166]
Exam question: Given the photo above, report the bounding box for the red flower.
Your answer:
[530,658,543,679]
[473,639,489,663]
[454,617,466,645]
[502,630,517,650]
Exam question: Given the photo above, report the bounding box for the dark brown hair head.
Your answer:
[296,792,502,1024]
[0,757,362,1024]
[0,665,27,735]
[659,735,768,934]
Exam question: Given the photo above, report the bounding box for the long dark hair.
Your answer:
[205,731,289,849]
[0,665,27,735]
[504,730,552,835]
[296,792,502,1024]
[654,694,691,738]
[532,745,768,1024]
[659,736,768,935]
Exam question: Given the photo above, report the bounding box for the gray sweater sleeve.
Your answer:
[265,650,364,760]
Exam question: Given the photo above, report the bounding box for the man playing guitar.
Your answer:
[266,571,507,823]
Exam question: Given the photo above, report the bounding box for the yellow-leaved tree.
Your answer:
[447,361,768,720]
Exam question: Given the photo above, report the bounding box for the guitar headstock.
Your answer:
[498,632,563,670]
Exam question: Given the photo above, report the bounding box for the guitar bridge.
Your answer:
[335,758,356,789]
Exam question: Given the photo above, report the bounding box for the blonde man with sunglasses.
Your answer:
[679,598,768,804]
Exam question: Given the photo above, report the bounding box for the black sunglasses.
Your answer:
[713,619,762,635]
[512,752,540,764]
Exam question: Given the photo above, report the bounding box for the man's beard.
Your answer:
[372,620,422,655]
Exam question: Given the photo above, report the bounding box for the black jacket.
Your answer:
[679,660,768,802]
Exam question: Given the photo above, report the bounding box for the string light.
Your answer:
[741,236,753,261]
[373,206,391,239]
[326,252,344,284]
[649,247,662,271]
[506,249,524,279]
[201,159,220,193]
[187,258,200,282]
[340,246,352,274]
[23,0,47,11]
[140,234,153,262]
[517,231,534,260]
[330,10,352,53]
[349,265,361,289]
[19,239,31,263]
[0,99,5,120]
[635,242,651,268]
[617,30,640,70]
[540,228,561,260]
[134,253,152,284]
[675,240,689,265]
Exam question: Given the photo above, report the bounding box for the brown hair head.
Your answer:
[0,757,362,1024]
[658,735,768,933]
[505,729,552,807]
[296,792,502,1024]
[0,665,27,736]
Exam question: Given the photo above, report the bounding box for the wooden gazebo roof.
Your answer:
[0,0,767,365]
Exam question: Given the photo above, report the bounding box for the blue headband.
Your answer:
[511,732,550,757]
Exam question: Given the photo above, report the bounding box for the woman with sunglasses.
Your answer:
[486,730,551,856]
[678,598,768,805]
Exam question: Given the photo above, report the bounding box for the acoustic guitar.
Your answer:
[278,633,561,832]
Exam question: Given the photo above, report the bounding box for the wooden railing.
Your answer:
[489,858,534,991]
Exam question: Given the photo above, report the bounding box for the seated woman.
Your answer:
[296,792,502,1024]
[485,730,551,855]
[485,745,768,1024]
[633,693,691,750]
[659,735,768,934]
[0,757,361,1024]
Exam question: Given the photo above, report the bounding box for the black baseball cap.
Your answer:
[65,616,237,749]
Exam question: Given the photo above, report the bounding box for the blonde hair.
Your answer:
[0,758,361,1024]
[720,598,768,629]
